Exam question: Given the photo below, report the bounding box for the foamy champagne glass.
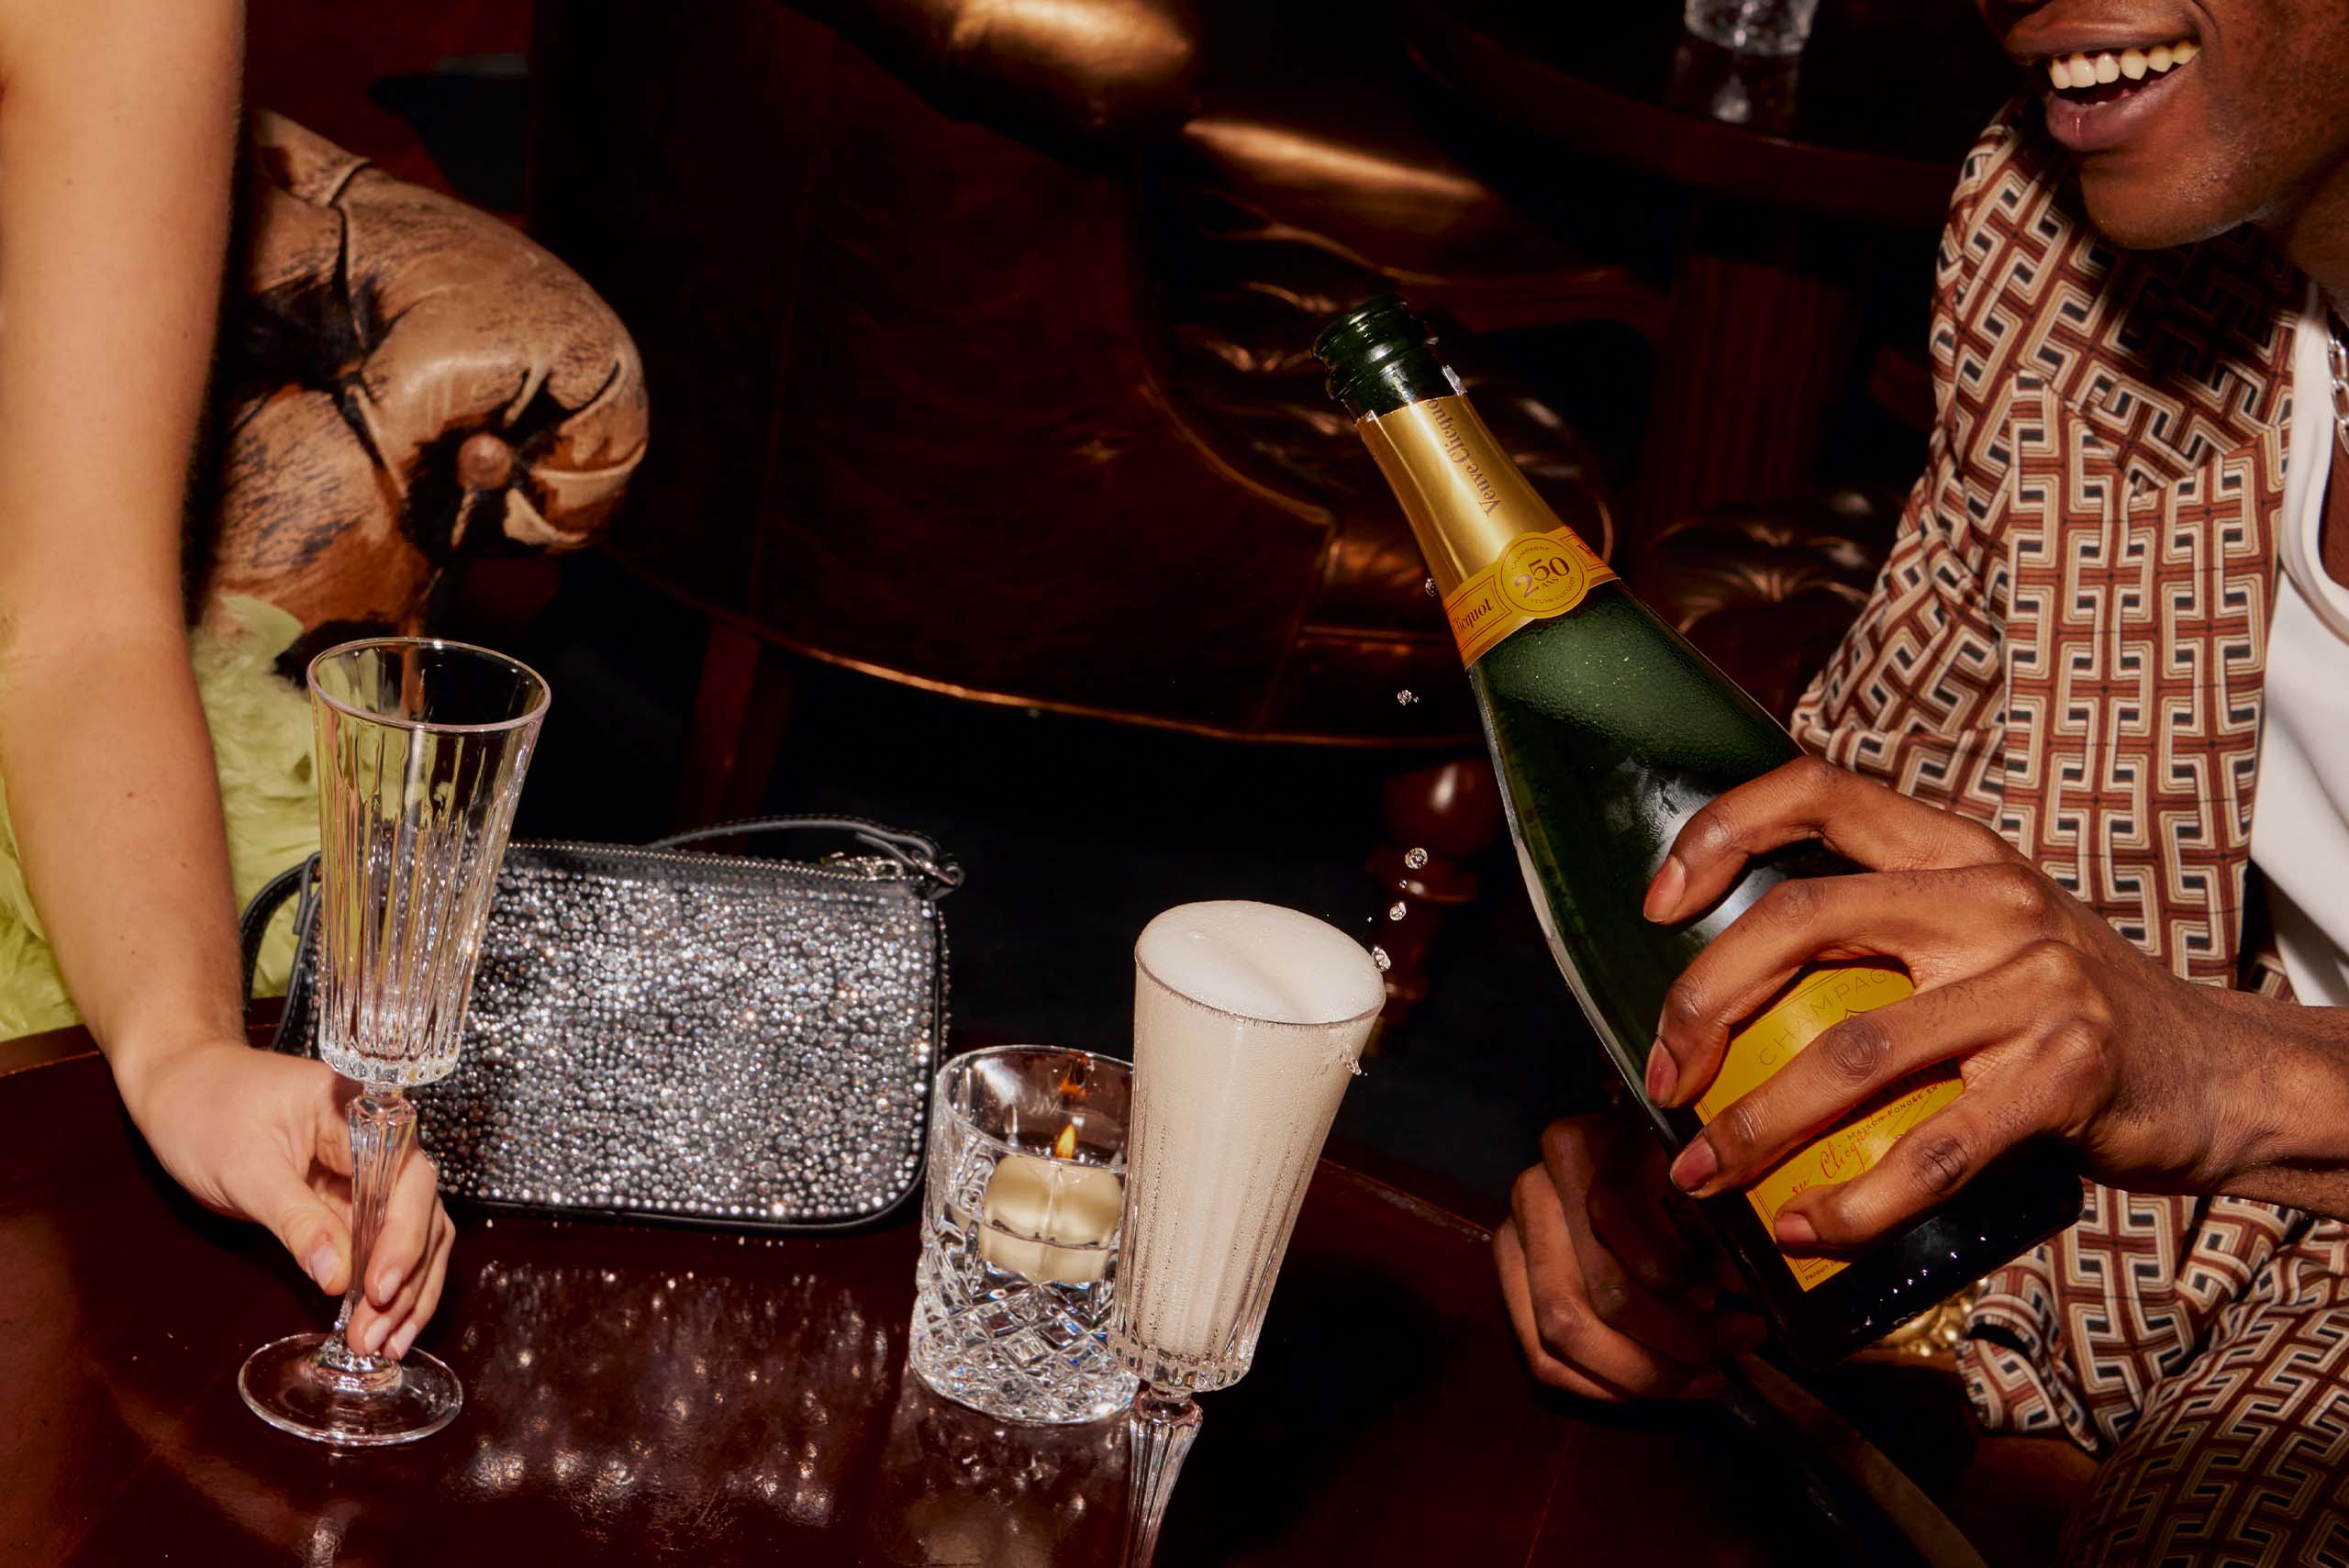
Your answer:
[239,639,548,1446]
[1109,902,1385,1567]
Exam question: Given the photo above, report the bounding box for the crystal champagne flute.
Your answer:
[1108,901,1385,1566]
[238,638,548,1446]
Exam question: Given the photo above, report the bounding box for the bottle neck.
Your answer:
[1353,385,1570,596]
[1332,343,1464,422]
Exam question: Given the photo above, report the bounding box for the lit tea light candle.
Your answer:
[978,1121,1123,1285]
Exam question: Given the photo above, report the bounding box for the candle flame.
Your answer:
[1052,1121,1079,1162]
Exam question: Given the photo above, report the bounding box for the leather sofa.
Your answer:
[527,0,1887,780]
[528,0,1648,755]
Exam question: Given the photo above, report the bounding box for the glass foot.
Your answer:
[238,1332,462,1446]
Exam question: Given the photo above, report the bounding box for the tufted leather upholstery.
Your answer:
[793,0,1203,148]
[1630,486,1902,723]
[195,112,647,668]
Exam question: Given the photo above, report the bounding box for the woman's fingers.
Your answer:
[349,1147,441,1354]
[372,1200,444,1329]
[310,1087,357,1178]
[1643,758,2018,926]
[382,1205,455,1362]
[1668,970,2024,1199]
[242,1150,351,1295]
[1650,861,2059,1108]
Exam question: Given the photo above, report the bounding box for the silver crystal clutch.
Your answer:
[239,817,959,1232]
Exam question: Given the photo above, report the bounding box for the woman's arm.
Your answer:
[0,0,244,1073]
[0,0,451,1360]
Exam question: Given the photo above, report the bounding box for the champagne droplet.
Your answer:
[1387,901,1408,921]
[1423,577,1438,597]
[1396,689,1418,706]
[1370,945,1392,972]
[1403,846,1430,871]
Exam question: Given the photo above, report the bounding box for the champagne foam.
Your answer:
[1135,901,1383,1027]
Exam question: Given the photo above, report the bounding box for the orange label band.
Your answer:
[1693,962,1961,1292]
[1442,528,1616,665]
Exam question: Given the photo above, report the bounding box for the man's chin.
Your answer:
[2076,163,2241,251]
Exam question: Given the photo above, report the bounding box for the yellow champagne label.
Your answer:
[1442,528,1616,666]
[1694,963,1962,1291]
[1357,395,1615,665]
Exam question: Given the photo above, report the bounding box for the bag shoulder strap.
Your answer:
[651,815,963,895]
[239,854,317,1002]
[239,852,321,1053]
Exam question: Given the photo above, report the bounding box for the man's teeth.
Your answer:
[2045,39,2198,90]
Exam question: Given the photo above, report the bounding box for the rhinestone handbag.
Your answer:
[238,816,960,1233]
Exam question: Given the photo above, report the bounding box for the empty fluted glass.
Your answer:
[239,638,547,1447]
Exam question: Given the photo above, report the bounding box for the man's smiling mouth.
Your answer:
[2043,37,2199,98]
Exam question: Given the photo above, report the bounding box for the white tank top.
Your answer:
[2247,286,2349,1005]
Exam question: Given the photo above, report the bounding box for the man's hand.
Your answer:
[1641,758,2347,1249]
[1495,1111,1765,1400]
[117,1042,454,1362]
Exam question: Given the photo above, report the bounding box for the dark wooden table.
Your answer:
[4,1031,1921,1566]
[1403,0,2012,528]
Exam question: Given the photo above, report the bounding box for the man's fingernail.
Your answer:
[1669,1137,1716,1193]
[1643,856,1687,922]
[386,1323,418,1362]
[361,1317,391,1355]
[373,1263,406,1304]
[1644,1041,1678,1104]
[307,1241,339,1290]
[1683,1374,1727,1401]
[1776,1212,1819,1248]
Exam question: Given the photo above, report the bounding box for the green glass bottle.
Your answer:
[1316,296,2077,1366]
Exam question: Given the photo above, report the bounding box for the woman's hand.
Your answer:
[115,1041,454,1362]
[1495,1111,1765,1400]
[1641,758,2349,1247]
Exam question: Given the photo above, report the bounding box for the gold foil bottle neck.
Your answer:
[1357,394,1614,664]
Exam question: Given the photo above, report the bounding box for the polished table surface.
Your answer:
[5,1037,1902,1566]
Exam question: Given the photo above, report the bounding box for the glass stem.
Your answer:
[318,1087,416,1375]
[1121,1383,1202,1568]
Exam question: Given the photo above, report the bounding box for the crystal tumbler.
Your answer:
[908,1046,1139,1425]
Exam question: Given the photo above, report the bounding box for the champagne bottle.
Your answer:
[1315,296,2078,1366]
